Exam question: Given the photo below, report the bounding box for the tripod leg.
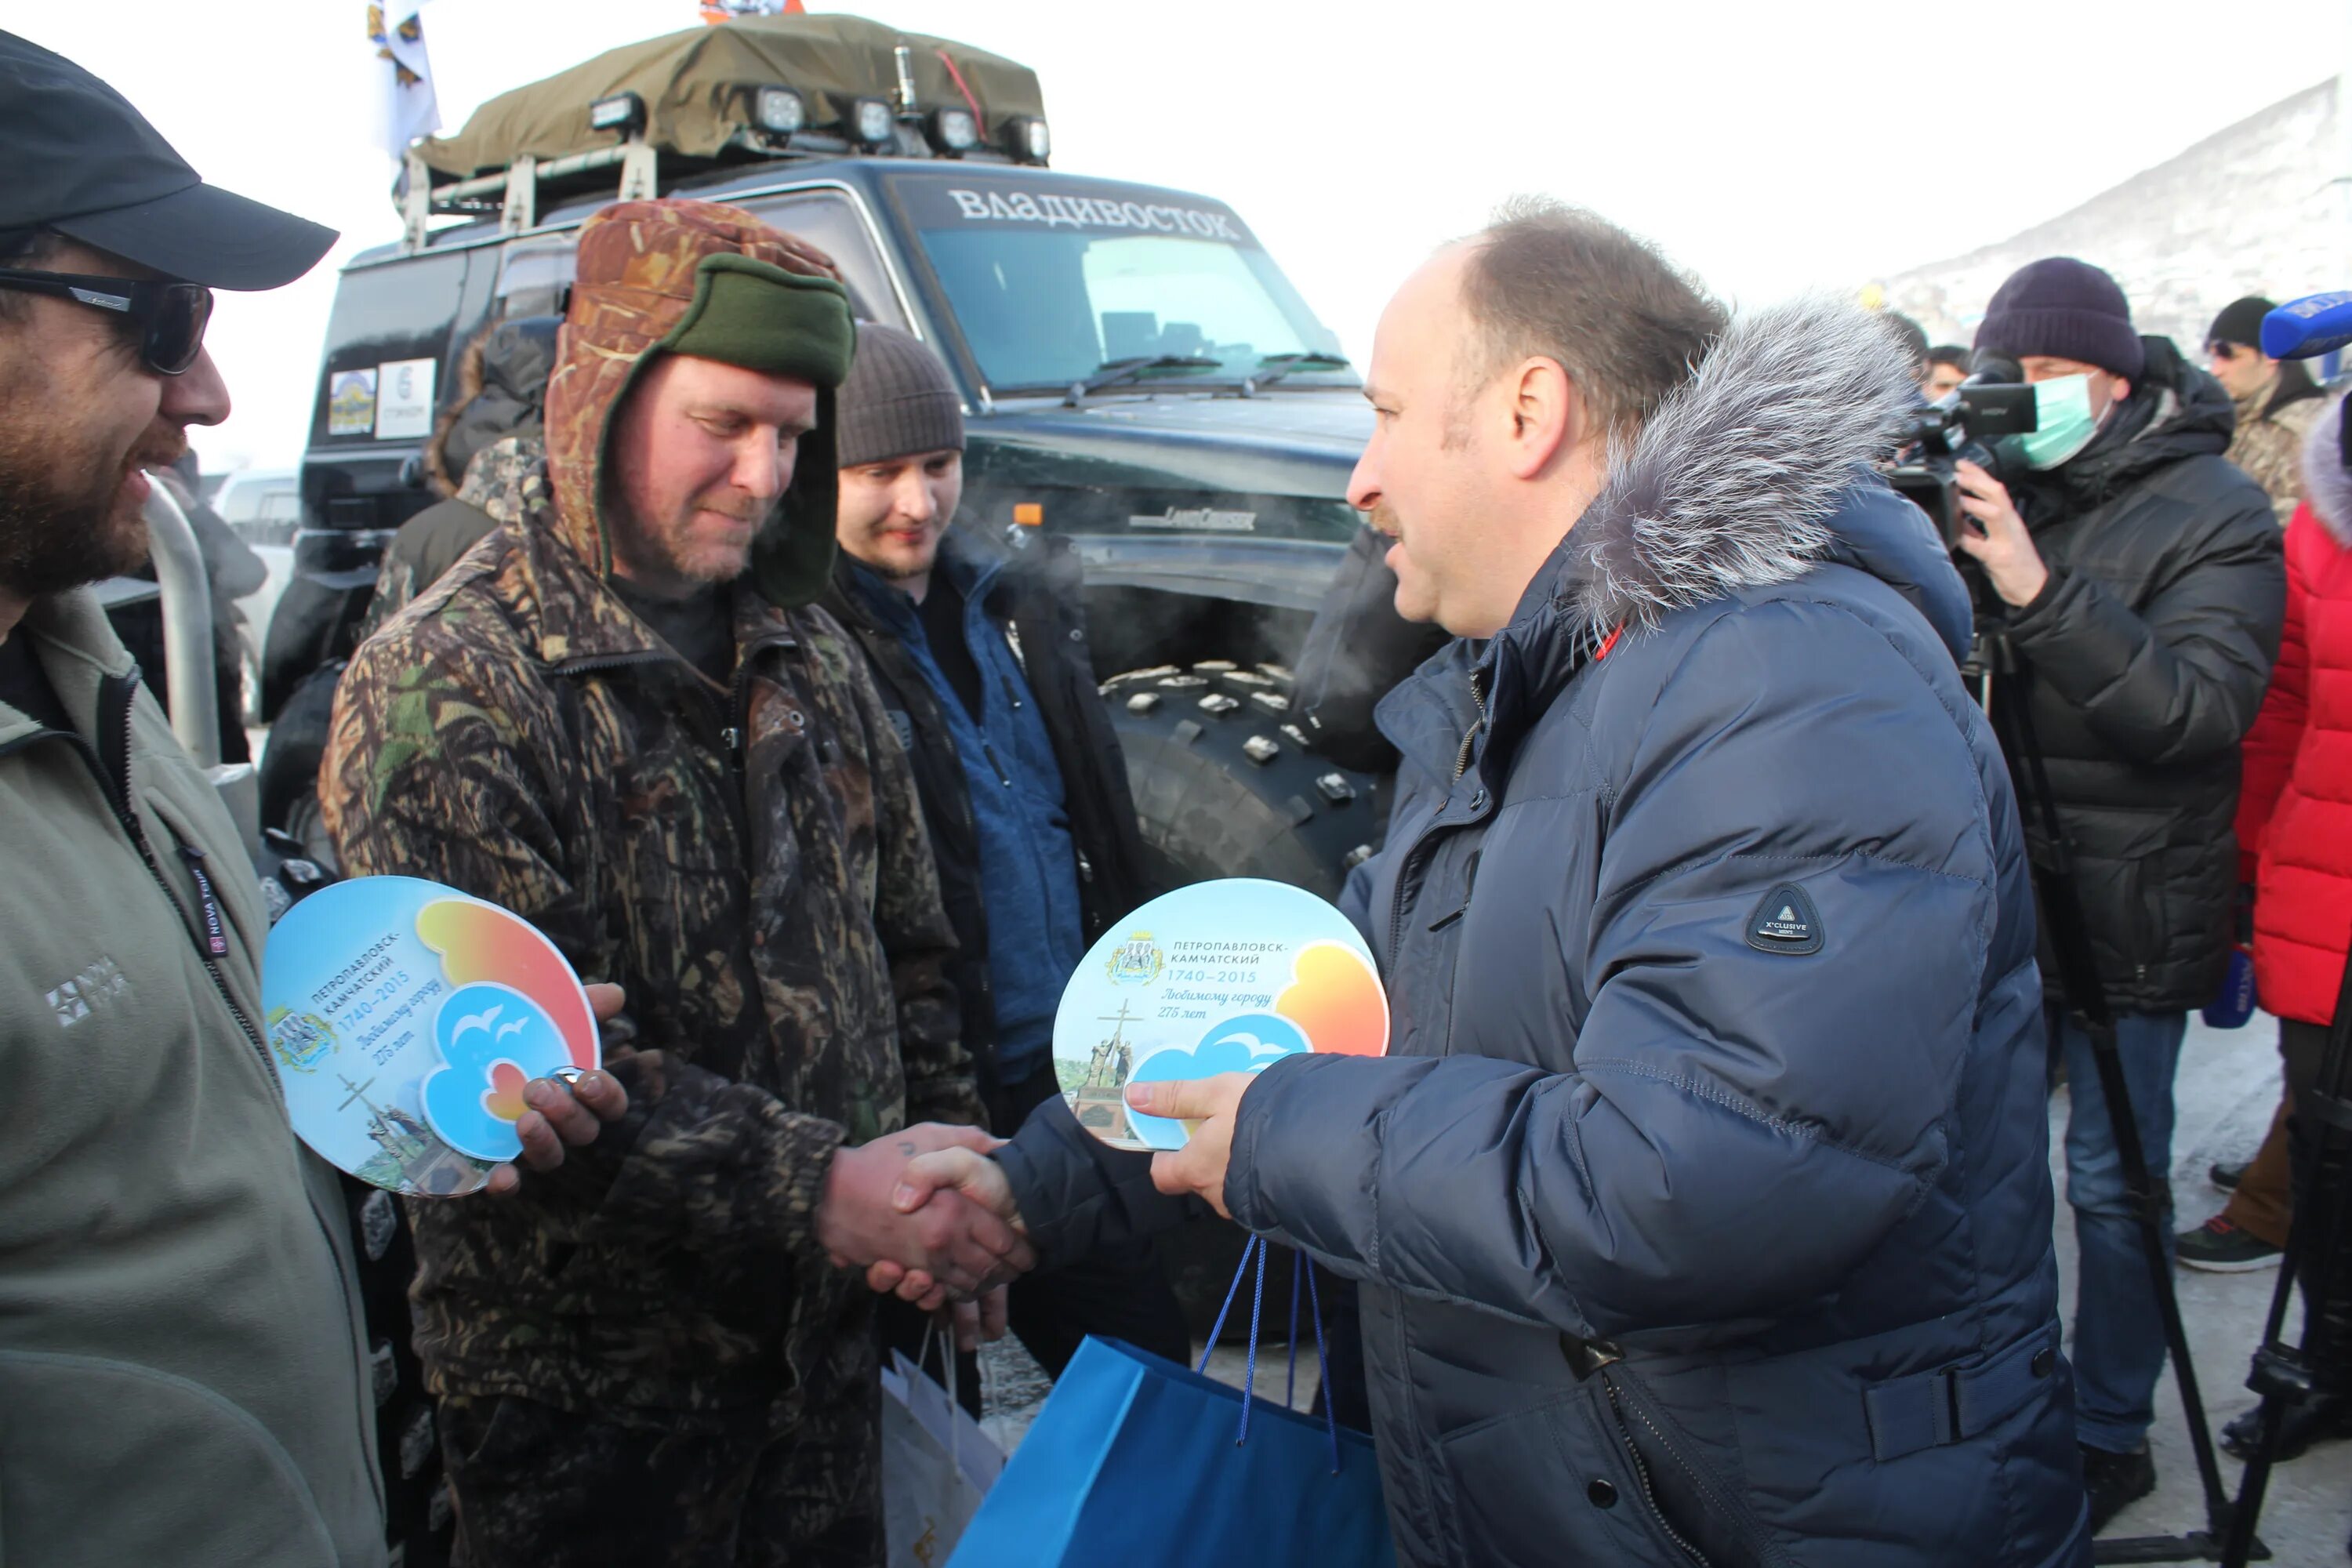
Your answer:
[2222,1014,2352,1567]
[1980,655,2238,1548]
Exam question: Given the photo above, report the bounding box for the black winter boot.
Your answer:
[2220,1393,2352,1462]
[2078,1443,2155,1535]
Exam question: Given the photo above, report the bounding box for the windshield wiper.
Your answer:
[1064,355,1223,407]
[1244,351,1353,393]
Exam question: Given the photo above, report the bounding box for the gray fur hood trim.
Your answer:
[1556,296,1918,642]
[2302,390,2352,546]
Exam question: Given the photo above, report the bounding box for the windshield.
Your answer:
[887,172,1350,395]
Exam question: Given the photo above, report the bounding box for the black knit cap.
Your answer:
[2206,296,2278,353]
[834,324,964,469]
[1975,257,2145,383]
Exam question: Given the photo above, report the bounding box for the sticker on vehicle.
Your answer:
[373,358,438,441]
[328,368,379,437]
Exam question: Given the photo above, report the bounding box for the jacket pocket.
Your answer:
[0,1348,342,1568]
[1595,1367,1790,1568]
[1431,1388,1755,1568]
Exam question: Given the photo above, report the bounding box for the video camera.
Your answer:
[1884,350,2038,551]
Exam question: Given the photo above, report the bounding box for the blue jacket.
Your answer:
[1218,299,2089,1566]
[845,539,1087,1083]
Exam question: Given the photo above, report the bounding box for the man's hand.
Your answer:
[1127,1073,1254,1219]
[485,982,631,1197]
[819,1127,1033,1298]
[1952,459,2049,607]
[948,1286,1011,1352]
[862,1145,1028,1312]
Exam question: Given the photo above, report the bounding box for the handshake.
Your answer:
[817,1122,1033,1350]
[815,1073,1260,1349]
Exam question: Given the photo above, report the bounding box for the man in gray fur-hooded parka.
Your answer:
[996,220,2090,1567]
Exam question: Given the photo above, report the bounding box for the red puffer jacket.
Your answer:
[2237,395,2352,1025]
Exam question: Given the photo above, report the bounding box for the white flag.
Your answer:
[368,2,439,162]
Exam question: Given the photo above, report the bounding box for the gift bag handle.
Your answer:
[918,1318,964,1503]
[1196,1236,1343,1474]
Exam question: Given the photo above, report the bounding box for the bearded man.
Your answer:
[323,199,1030,1566]
[0,31,621,1568]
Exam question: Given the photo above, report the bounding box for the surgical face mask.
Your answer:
[2008,373,2103,470]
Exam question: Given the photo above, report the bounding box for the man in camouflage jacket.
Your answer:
[322,200,1017,1566]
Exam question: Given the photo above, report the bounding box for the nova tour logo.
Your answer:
[267,1007,337,1073]
[47,955,129,1029]
[1105,931,1163,985]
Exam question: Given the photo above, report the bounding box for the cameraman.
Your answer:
[1951,256,2284,1530]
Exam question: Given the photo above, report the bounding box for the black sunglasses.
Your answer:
[2206,339,2246,362]
[0,268,214,375]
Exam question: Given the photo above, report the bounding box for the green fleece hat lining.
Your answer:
[659,253,855,388]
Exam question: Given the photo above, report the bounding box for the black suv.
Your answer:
[266,145,1392,895]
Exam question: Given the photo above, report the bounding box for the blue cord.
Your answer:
[1236,1236,1268,1447]
[1197,1234,1259,1375]
[1286,1249,1302,1409]
[1306,1258,1340,1474]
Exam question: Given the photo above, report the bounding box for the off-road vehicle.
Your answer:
[263,10,1393,895]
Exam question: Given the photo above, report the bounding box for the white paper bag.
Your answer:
[882,1344,1004,1568]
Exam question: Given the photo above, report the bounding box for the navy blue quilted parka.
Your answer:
[1218,299,2088,1567]
[998,299,2090,1566]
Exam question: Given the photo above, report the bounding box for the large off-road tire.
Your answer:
[1102,660,1381,903]
[1099,659,1381,1341]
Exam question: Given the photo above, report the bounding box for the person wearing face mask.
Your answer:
[1950,256,2285,1533]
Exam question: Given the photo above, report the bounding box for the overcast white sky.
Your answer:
[5,0,2343,470]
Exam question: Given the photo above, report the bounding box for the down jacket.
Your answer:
[2237,397,2352,1026]
[1218,300,2086,1566]
[1999,339,2283,1014]
[818,524,1151,1109]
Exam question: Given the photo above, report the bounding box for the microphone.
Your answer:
[2261,292,2352,360]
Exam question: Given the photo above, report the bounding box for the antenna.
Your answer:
[894,43,919,115]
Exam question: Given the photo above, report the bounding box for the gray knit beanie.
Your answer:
[834,324,964,468]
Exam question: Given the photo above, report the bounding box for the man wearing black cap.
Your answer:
[0,33,628,1567]
[2205,295,2328,523]
[816,325,1191,1389]
[1949,256,2283,1531]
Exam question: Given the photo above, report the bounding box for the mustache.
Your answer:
[128,429,189,480]
[695,495,771,524]
[1365,500,1403,538]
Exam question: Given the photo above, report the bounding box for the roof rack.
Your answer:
[396,13,1047,252]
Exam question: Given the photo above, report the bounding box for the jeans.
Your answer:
[2060,1008,2187,1454]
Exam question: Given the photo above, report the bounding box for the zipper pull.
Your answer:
[177,845,230,958]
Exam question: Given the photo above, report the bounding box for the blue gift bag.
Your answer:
[949,1241,1395,1568]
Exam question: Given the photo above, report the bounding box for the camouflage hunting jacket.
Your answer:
[321,435,980,1428]
[2228,387,2325,524]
